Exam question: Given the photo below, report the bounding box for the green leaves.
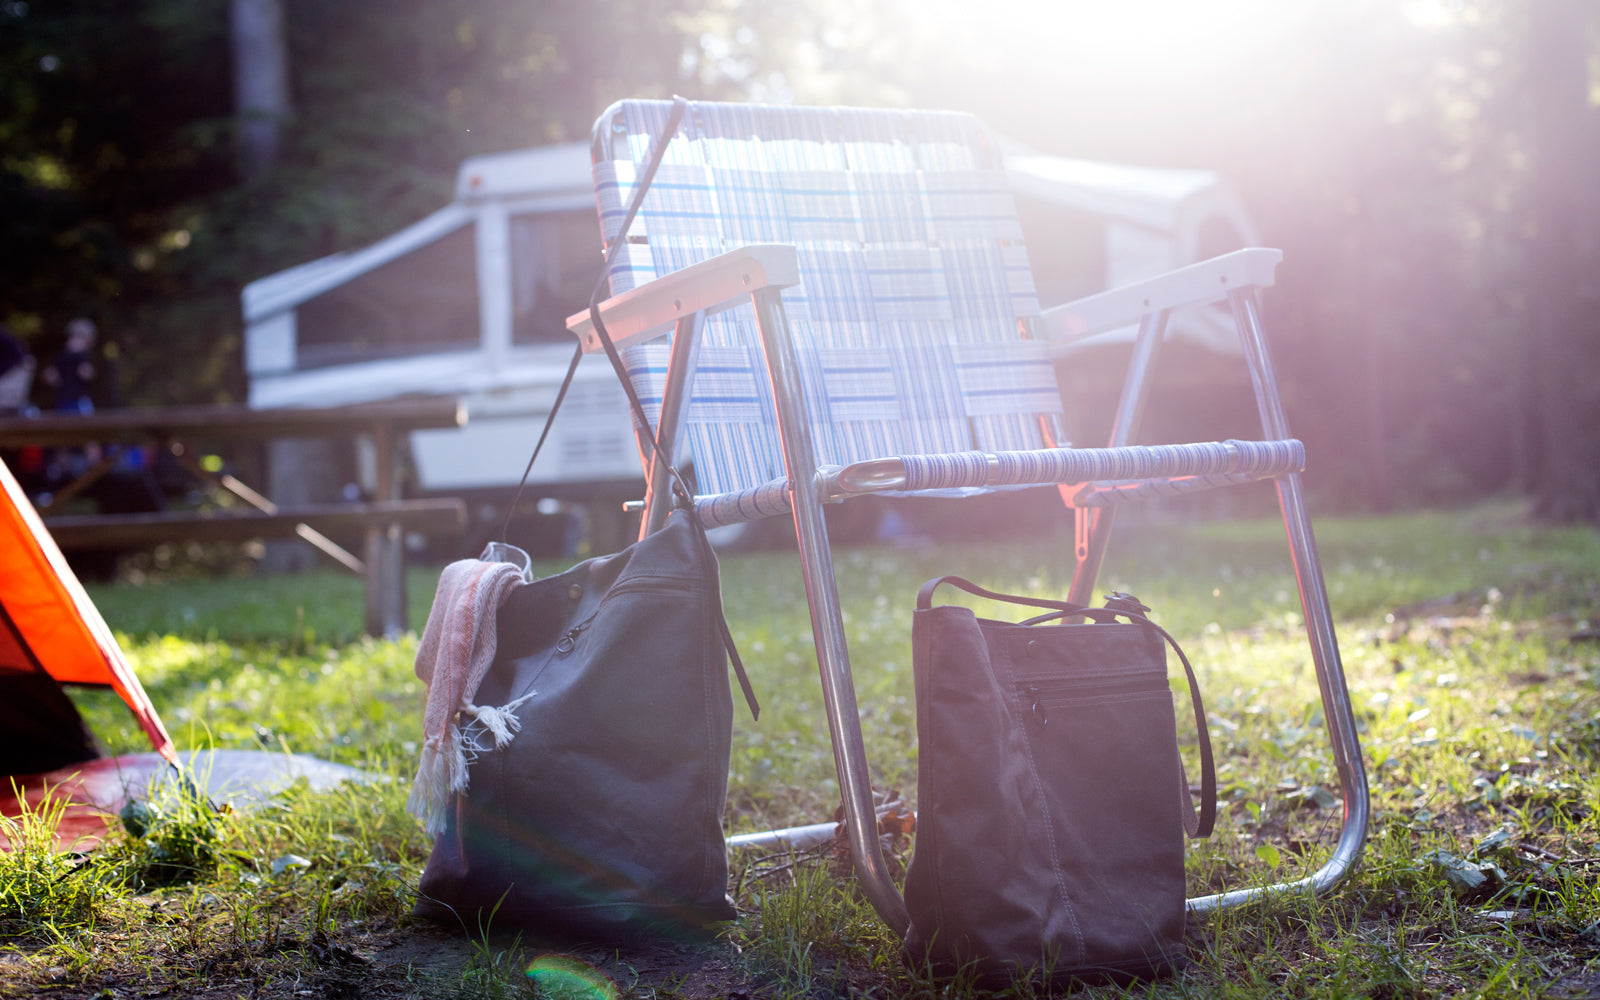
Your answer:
[1425,849,1506,900]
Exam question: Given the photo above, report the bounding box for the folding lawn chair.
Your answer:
[566,98,1369,934]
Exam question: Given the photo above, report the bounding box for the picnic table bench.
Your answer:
[0,399,469,637]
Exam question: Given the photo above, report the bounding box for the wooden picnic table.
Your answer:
[0,399,469,637]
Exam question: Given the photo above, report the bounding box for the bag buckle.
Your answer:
[1101,592,1150,618]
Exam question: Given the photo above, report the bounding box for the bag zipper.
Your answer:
[555,575,698,655]
[504,574,698,703]
[555,615,594,653]
[1021,674,1168,727]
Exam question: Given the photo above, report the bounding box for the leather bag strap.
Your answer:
[497,97,758,722]
[1123,613,1216,839]
[918,574,1090,616]
[585,98,758,722]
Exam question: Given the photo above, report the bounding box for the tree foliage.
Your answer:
[1,0,708,405]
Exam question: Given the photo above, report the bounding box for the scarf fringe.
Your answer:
[462,691,534,746]
[406,691,537,836]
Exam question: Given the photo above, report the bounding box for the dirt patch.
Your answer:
[2,918,788,1000]
[360,922,781,999]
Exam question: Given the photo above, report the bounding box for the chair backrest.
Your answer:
[590,100,1063,497]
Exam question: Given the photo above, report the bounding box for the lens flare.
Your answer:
[525,954,618,1000]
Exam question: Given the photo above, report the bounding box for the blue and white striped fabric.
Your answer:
[590,101,1302,521]
[592,100,1058,497]
[687,440,1305,529]
[696,478,796,528]
[896,439,1305,492]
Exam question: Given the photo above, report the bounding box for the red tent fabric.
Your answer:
[0,455,176,849]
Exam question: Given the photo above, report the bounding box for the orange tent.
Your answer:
[0,454,176,849]
[0,455,375,852]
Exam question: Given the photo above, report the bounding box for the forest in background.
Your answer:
[1,0,1597,520]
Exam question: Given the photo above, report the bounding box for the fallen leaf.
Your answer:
[1425,849,1504,899]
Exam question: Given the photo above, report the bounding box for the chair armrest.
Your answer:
[1042,247,1283,348]
[566,244,801,353]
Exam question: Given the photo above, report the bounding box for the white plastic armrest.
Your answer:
[566,243,801,354]
[1042,247,1283,347]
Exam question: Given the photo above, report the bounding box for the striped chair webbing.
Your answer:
[592,99,1056,498]
[1072,473,1280,508]
[897,439,1305,491]
[695,478,796,529]
[690,440,1306,528]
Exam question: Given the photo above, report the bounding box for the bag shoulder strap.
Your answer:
[1119,611,1216,839]
[676,508,760,721]
[588,100,757,723]
[499,343,584,541]
[496,98,757,723]
[505,98,690,523]
[917,575,1089,616]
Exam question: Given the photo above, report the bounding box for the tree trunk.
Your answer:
[230,0,291,181]
[1526,0,1600,523]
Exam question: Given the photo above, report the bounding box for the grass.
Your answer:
[4,499,1600,997]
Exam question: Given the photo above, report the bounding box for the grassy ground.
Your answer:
[5,500,1600,998]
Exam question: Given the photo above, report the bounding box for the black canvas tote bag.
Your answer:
[903,576,1216,985]
[413,507,757,940]
[412,95,765,941]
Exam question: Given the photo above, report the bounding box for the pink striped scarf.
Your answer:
[406,557,527,835]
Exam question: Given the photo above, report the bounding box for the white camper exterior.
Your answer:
[241,139,1256,502]
[243,142,639,500]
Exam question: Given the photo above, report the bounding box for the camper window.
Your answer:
[510,210,602,346]
[296,225,480,369]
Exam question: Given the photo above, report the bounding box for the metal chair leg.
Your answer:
[731,281,1368,928]
[1187,289,1369,909]
[639,312,705,538]
[749,287,911,934]
[1189,466,1370,909]
[1072,287,1369,909]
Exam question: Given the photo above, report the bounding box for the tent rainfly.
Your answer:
[1,455,379,853]
[0,455,178,849]
[0,453,176,770]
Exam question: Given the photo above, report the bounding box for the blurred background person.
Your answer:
[40,317,103,415]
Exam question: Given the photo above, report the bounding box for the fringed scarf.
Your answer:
[407,558,528,835]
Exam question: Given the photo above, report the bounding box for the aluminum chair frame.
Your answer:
[568,100,1369,936]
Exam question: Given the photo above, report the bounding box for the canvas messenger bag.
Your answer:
[903,576,1217,985]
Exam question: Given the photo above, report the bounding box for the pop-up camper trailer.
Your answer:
[241,136,1257,542]
[243,143,640,508]
[1002,148,1259,351]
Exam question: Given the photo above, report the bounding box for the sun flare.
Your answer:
[920,0,1320,85]
[896,0,1343,152]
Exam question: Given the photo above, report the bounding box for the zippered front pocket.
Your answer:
[1006,623,1168,723]
[552,574,693,653]
[1019,673,1170,727]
